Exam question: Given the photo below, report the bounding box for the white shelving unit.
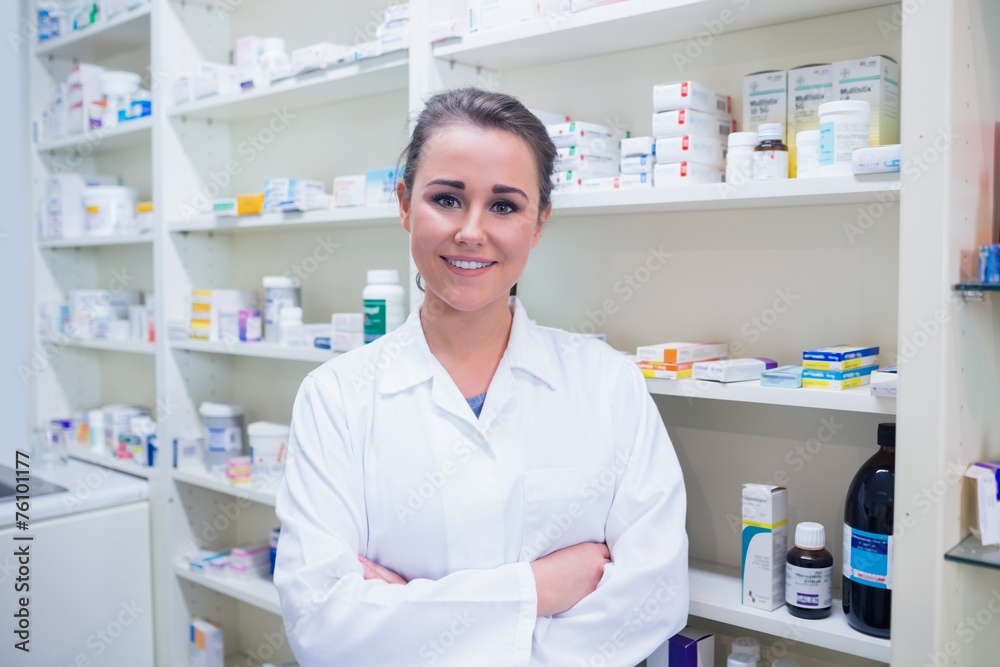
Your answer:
[67,445,157,478]
[25,0,996,664]
[41,335,156,355]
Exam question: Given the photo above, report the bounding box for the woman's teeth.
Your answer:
[447,259,492,270]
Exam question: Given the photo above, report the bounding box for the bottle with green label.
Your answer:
[363,269,405,344]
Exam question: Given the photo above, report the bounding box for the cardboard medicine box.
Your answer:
[741,484,788,610]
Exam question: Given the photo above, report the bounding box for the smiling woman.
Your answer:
[274,88,689,667]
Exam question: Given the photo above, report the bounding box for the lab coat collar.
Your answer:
[378,296,558,396]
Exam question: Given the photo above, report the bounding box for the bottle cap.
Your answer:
[878,422,896,447]
[794,522,826,549]
[757,123,784,142]
[728,131,758,148]
[263,275,301,289]
[796,129,820,145]
[731,637,760,659]
[367,269,400,285]
[818,99,871,116]
[727,655,756,667]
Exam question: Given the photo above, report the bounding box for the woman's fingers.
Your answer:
[358,555,408,584]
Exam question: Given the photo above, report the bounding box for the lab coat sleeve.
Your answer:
[274,374,538,667]
[530,360,689,667]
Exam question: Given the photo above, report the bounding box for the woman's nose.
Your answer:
[454,207,486,245]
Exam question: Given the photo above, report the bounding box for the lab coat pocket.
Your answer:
[520,468,614,561]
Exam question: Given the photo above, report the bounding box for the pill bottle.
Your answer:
[786,521,833,619]
[199,402,245,474]
[278,306,303,346]
[730,636,760,664]
[259,37,289,85]
[363,269,405,344]
[752,123,788,181]
[795,130,821,178]
[727,654,756,667]
[262,276,301,343]
[818,100,871,175]
[726,132,758,186]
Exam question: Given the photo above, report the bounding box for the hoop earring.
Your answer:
[415,273,425,292]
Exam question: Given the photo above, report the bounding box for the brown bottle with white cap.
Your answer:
[785,522,833,619]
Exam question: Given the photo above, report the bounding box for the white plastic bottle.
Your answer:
[752,123,789,181]
[726,132,758,186]
[730,636,760,666]
[363,269,405,344]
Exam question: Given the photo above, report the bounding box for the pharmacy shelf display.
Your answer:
[41,336,156,355]
[25,0,982,664]
[67,446,156,479]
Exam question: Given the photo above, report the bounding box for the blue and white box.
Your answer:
[646,627,714,667]
[802,365,879,382]
[803,345,880,363]
[742,484,787,611]
[365,168,400,207]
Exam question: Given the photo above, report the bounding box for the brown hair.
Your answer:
[399,87,557,216]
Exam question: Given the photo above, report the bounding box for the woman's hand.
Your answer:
[359,554,408,584]
[530,542,611,617]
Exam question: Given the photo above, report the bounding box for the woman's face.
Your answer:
[399,124,550,314]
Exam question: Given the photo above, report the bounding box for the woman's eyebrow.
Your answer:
[427,179,465,189]
[493,184,529,200]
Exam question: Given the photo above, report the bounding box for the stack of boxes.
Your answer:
[547,121,626,193]
[650,81,734,187]
[190,289,254,342]
[330,312,365,352]
[801,345,880,390]
[262,178,328,213]
[634,342,729,379]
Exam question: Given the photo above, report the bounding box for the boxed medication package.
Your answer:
[652,109,734,141]
[761,365,803,388]
[742,484,788,611]
[547,121,624,150]
[964,462,1000,546]
[787,64,833,176]
[870,366,898,397]
[555,151,620,176]
[190,617,224,667]
[803,345,879,364]
[833,55,900,145]
[621,135,655,157]
[333,175,366,207]
[647,627,714,667]
[653,81,732,117]
[365,168,400,207]
[743,70,787,135]
[693,357,778,383]
[637,342,728,364]
[853,144,901,174]
[655,136,725,167]
[620,155,655,174]
[653,162,723,187]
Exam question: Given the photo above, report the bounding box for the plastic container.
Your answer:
[726,132,757,186]
[819,100,871,175]
[727,655,756,667]
[248,421,289,475]
[259,37,290,85]
[84,186,137,236]
[278,306,303,346]
[786,522,833,619]
[730,637,760,661]
[199,402,246,474]
[843,421,895,638]
[262,276,301,343]
[363,269,405,344]
[752,123,788,181]
[795,130,821,178]
[100,71,141,129]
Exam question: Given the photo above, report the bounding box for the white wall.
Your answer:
[0,0,27,463]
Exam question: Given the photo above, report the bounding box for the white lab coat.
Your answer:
[274,297,688,667]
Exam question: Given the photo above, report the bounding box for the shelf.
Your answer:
[646,378,895,414]
[552,176,900,217]
[434,0,896,69]
[689,560,891,662]
[169,51,409,122]
[35,116,152,153]
[175,564,280,615]
[945,534,1000,570]
[170,339,337,364]
[39,232,153,248]
[168,206,399,234]
[954,283,1000,301]
[33,4,151,61]
[42,336,156,355]
[172,468,278,507]
[67,447,155,478]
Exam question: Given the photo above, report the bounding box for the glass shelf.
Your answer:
[944,534,1000,570]
[954,283,1000,301]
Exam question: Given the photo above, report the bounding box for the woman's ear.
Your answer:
[398,180,411,232]
[532,203,552,248]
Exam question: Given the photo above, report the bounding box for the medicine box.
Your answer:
[291,43,349,75]
[803,354,878,371]
[332,330,365,352]
[621,136,655,157]
[802,374,874,390]
[833,55,900,145]
[653,81,732,117]
[530,108,571,125]
[870,366,898,397]
[760,365,803,388]
[479,0,537,31]
[547,121,624,150]
[365,168,400,207]
[555,151,620,176]
[637,342,728,364]
[190,617,224,667]
[637,366,693,380]
[652,109,734,142]
[693,357,778,383]
[787,64,833,176]
[653,162,723,187]
[853,144,901,174]
[964,462,1000,546]
[646,626,714,667]
[655,136,725,167]
[620,155,654,174]
[803,345,880,362]
[802,365,878,382]
[334,175,367,207]
[579,176,625,193]
[618,173,653,189]
[742,484,788,611]
[743,70,787,135]
[332,312,364,333]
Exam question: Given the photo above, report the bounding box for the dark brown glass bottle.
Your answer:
[786,522,833,619]
[842,422,895,638]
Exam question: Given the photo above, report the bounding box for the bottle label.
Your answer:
[752,150,788,180]
[364,299,387,344]
[843,524,894,590]
[786,562,832,608]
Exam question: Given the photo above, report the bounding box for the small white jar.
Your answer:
[363,269,405,344]
[725,132,758,186]
[795,130,821,178]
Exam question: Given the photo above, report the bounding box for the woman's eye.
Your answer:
[434,194,460,208]
[492,201,518,215]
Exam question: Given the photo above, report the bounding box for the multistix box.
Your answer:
[833,55,900,145]
[743,70,787,135]
[787,64,833,176]
[742,484,787,611]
